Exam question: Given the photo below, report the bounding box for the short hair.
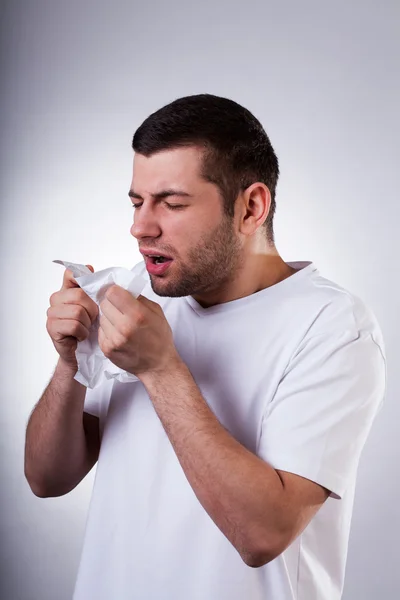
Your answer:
[132,93,279,243]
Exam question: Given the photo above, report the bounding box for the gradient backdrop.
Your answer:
[1,1,398,598]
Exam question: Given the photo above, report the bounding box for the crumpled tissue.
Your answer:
[53,259,148,389]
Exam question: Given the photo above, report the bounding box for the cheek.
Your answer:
[182,208,214,235]
[169,214,201,242]
[169,209,218,255]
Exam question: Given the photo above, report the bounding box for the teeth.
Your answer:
[146,254,171,264]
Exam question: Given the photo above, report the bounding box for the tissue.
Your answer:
[53,259,148,389]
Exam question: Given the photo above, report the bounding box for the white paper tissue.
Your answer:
[53,259,148,389]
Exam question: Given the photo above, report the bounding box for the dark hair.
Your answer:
[132,93,279,244]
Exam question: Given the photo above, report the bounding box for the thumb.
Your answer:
[86,264,95,273]
[137,294,161,313]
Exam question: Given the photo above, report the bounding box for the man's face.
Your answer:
[130,146,244,300]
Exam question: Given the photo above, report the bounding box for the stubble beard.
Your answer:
[148,215,244,298]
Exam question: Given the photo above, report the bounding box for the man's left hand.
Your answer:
[98,285,179,378]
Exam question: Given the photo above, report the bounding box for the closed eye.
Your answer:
[131,203,185,210]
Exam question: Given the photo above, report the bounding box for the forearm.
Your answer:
[140,360,285,565]
[24,357,89,496]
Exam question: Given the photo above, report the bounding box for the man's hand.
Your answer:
[98,285,180,378]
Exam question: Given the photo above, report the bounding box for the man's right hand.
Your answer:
[46,265,99,370]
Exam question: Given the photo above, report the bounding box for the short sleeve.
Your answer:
[83,378,114,422]
[83,386,101,417]
[258,329,386,499]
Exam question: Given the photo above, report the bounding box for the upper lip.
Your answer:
[140,249,173,259]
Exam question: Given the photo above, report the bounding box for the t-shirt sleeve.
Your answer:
[257,328,386,499]
[83,378,114,419]
[83,386,102,417]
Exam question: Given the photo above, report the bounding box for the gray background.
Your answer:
[1,0,398,598]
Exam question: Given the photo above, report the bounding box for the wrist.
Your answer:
[138,352,185,387]
[56,357,78,377]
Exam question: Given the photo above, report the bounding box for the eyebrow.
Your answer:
[128,188,193,200]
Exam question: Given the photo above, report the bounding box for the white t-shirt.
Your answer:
[73,261,386,600]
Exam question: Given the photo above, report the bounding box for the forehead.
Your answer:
[131,146,204,188]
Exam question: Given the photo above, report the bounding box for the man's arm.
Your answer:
[140,359,330,568]
[24,358,100,497]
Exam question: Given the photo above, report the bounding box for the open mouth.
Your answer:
[149,256,171,265]
[144,255,174,275]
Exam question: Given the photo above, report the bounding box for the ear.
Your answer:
[239,183,271,236]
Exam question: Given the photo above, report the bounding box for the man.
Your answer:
[25,94,386,599]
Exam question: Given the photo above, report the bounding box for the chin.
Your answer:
[149,277,195,298]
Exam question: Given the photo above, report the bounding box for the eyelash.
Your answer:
[131,203,185,210]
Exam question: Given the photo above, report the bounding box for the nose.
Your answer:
[130,205,162,240]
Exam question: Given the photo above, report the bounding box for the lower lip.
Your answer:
[144,257,174,275]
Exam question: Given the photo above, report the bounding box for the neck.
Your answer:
[242,247,297,294]
[192,244,297,309]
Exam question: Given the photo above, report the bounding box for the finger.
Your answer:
[50,288,99,324]
[61,264,94,290]
[61,268,80,291]
[99,296,124,328]
[48,318,90,342]
[99,313,114,340]
[98,323,110,350]
[105,285,135,315]
[47,303,92,331]
[136,294,160,314]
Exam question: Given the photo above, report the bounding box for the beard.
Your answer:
[148,214,244,299]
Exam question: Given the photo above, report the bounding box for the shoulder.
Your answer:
[301,270,383,344]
